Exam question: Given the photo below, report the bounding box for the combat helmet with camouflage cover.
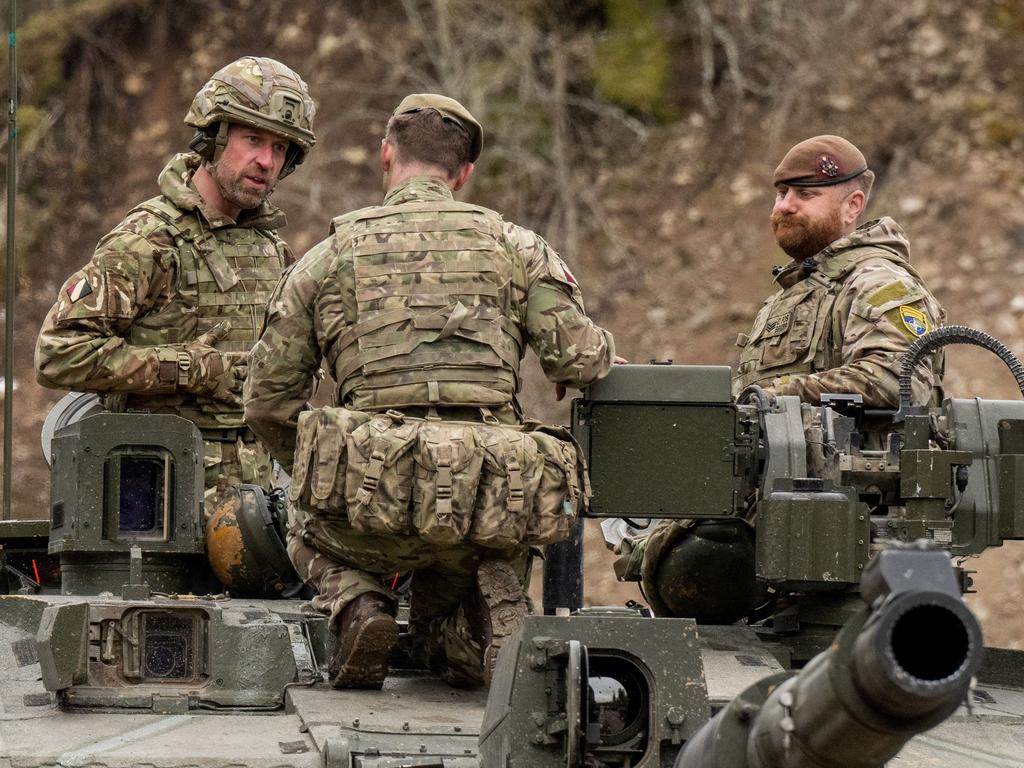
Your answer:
[185,55,316,178]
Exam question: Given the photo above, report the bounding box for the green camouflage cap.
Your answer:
[393,93,482,162]
[773,135,868,187]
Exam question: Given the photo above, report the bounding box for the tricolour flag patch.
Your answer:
[66,277,93,303]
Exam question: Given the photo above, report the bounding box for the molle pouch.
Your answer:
[469,427,544,549]
[413,423,484,546]
[346,413,419,535]
[309,407,372,518]
[758,289,824,370]
[524,428,587,545]
[287,410,319,507]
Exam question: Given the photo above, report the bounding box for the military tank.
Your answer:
[0,327,1021,766]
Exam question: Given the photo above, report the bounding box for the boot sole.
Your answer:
[476,560,529,688]
[329,614,400,689]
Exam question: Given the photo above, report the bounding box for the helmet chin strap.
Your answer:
[211,120,230,164]
[187,121,231,165]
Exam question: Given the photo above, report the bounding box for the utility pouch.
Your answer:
[524,426,588,545]
[288,407,371,521]
[346,412,419,535]
[287,410,318,506]
[412,422,484,546]
[469,426,544,549]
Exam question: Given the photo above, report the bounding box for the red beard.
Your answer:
[771,208,843,260]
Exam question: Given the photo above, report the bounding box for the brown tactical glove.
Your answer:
[178,324,248,406]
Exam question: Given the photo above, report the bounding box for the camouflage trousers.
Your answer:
[202,437,274,508]
[287,504,531,686]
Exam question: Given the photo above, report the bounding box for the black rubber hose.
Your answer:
[737,384,772,413]
[899,325,1024,411]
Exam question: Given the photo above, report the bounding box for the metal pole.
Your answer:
[3,0,16,521]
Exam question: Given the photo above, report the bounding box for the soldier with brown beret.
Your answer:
[733,134,945,407]
[620,136,946,623]
[244,94,617,690]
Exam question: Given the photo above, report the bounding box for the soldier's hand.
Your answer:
[180,324,248,405]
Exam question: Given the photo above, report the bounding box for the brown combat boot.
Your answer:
[464,560,529,688]
[328,593,399,689]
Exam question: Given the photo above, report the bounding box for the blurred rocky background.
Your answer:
[0,0,1022,644]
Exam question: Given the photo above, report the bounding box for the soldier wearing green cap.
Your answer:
[35,56,317,506]
[733,134,945,408]
[244,93,618,690]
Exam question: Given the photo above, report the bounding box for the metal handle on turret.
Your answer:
[897,325,1024,417]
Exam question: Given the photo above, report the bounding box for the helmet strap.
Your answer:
[210,120,231,164]
[279,142,303,180]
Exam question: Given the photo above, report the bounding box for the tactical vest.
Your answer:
[116,196,287,428]
[325,200,524,412]
[734,248,936,395]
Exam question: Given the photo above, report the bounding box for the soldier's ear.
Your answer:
[380,139,394,173]
[842,188,865,224]
[451,162,474,191]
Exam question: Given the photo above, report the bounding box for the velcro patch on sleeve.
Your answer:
[866,280,911,308]
[66,277,94,303]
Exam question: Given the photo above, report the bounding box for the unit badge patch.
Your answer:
[899,305,930,337]
[66,277,93,303]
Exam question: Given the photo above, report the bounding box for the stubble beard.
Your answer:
[212,161,276,212]
[771,208,843,261]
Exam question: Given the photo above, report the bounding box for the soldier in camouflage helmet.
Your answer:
[244,94,618,689]
[35,56,316,509]
[734,134,945,407]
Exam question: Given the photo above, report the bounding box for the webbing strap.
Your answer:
[506,444,524,514]
[324,308,415,369]
[356,282,499,302]
[436,444,453,522]
[355,258,498,278]
[356,446,386,506]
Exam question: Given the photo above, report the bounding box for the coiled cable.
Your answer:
[898,325,1024,413]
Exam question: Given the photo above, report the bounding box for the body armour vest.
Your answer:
[115,196,287,428]
[733,248,939,397]
[326,200,525,412]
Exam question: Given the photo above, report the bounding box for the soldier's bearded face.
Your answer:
[212,124,288,210]
[770,186,845,260]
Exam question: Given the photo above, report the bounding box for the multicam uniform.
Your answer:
[244,175,614,678]
[625,218,946,616]
[733,217,945,407]
[35,152,290,500]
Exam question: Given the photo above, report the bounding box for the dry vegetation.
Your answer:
[1,0,1023,644]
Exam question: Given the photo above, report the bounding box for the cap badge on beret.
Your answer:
[818,154,840,178]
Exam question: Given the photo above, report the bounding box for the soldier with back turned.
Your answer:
[244,94,618,689]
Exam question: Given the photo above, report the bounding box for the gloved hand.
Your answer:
[179,323,248,405]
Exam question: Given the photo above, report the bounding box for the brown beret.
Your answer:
[392,93,483,162]
[773,135,868,187]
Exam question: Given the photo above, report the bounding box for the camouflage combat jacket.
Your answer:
[35,153,291,430]
[733,217,945,407]
[244,176,616,470]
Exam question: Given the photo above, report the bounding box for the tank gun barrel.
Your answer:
[677,544,983,768]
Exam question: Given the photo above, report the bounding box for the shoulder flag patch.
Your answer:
[899,305,930,337]
[66,277,93,303]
